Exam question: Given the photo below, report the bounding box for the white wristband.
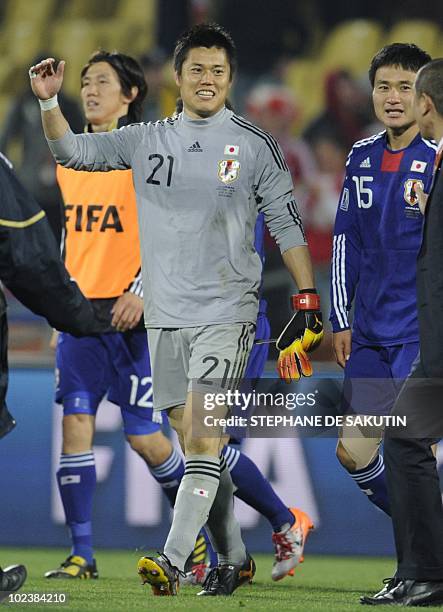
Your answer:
[38,95,58,111]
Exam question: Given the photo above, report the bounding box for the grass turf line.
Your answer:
[1,548,442,611]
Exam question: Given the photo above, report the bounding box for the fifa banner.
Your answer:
[2,369,442,555]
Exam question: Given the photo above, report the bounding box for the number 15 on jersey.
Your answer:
[352,175,373,209]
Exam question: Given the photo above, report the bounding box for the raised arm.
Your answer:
[29,58,139,172]
[29,58,69,140]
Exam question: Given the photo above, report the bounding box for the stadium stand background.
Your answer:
[1,0,443,558]
[1,0,441,366]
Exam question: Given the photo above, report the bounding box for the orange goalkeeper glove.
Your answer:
[276,291,324,383]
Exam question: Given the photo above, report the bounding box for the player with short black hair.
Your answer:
[368,43,432,88]
[331,43,434,517]
[171,97,314,586]
[361,56,443,608]
[173,23,237,82]
[29,22,323,597]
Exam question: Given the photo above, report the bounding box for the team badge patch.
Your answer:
[404,178,424,206]
[218,159,240,184]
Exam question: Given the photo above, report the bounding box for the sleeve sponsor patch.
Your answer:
[339,188,349,211]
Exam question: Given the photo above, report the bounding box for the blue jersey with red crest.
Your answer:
[330,131,436,345]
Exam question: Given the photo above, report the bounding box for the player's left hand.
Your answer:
[276,292,323,383]
[49,330,59,349]
[414,181,428,215]
[111,292,143,332]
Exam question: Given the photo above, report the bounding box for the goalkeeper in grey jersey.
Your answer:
[29,23,323,597]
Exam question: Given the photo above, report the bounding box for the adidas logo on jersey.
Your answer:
[187,141,203,152]
[360,157,371,168]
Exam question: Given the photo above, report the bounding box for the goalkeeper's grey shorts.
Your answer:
[147,322,255,412]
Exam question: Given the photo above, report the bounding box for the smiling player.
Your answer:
[29,23,322,597]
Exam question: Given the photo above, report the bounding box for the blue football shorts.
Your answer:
[55,331,162,435]
[342,340,419,416]
[243,310,271,381]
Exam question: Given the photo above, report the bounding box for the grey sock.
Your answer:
[205,456,247,565]
[164,454,220,571]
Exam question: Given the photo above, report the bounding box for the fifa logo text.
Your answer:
[65,204,123,232]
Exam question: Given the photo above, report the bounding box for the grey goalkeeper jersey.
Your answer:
[48,107,306,327]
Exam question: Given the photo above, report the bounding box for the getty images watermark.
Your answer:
[201,389,407,435]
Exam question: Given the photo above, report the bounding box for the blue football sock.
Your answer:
[69,521,93,563]
[350,454,391,515]
[57,451,96,564]
[222,445,294,532]
[148,447,184,507]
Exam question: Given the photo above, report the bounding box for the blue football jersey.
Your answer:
[330,131,436,345]
[254,211,265,267]
[254,212,268,315]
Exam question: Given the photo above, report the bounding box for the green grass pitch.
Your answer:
[1,548,442,611]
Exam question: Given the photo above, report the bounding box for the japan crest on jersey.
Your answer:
[404,178,424,206]
[218,159,240,184]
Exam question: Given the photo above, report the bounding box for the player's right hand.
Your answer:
[333,329,352,368]
[28,57,65,100]
[111,292,143,332]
